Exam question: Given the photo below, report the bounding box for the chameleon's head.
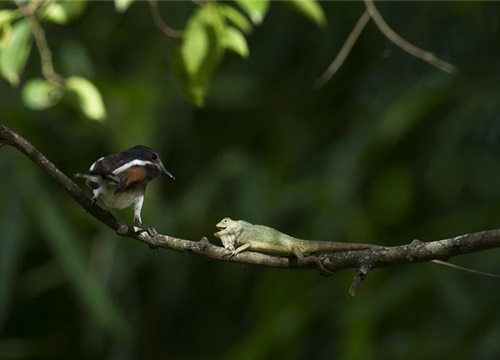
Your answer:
[215,217,237,231]
[214,217,242,250]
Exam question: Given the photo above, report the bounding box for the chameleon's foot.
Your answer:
[292,248,333,276]
[223,250,237,260]
[304,255,333,277]
[317,264,333,277]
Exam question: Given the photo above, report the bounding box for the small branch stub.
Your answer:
[349,265,371,297]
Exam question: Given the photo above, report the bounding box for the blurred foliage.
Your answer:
[0,0,324,109]
[1,1,500,359]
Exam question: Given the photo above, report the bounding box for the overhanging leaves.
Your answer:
[0,19,32,86]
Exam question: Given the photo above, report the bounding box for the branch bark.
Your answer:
[1,124,499,296]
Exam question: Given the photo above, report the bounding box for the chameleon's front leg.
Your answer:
[228,243,252,258]
[291,247,332,276]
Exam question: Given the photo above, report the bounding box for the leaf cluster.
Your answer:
[0,0,325,112]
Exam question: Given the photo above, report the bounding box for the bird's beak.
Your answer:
[159,163,175,180]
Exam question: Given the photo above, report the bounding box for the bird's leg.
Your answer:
[133,196,157,236]
[89,195,97,207]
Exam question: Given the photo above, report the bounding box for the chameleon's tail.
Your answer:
[297,239,377,254]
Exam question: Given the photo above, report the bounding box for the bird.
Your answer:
[75,145,175,236]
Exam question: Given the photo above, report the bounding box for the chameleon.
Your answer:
[214,217,500,278]
[214,217,378,275]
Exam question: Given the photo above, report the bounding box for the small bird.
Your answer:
[75,145,175,235]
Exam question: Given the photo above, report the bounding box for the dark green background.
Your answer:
[1,1,500,359]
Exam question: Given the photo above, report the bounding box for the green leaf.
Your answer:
[284,0,326,27]
[175,5,226,106]
[66,76,106,121]
[0,22,12,50]
[218,4,253,34]
[171,48,205,107]
[0,19,32,87]
[42,0,88,25]
[21,78,63,110]
[114,0,135,13]
[0,11,18,50]
[173,23,222,108]
[235,0,270,25]
[222,26,249,58]
[182,10,210,76]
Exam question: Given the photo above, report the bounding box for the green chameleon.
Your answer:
[214,217,500,277]
[214,217,377,275]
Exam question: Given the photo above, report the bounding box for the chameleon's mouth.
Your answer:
[215,221,227,230]
[214,223,228,238]
[214,217,234,239]
[214,227,226,235]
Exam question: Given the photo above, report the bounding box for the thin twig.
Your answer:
[15,0,65,86]
[315,9,371,88]
[148,0,183,39]
[364,0,457,74]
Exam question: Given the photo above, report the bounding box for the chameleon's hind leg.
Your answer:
[291,247,332,276]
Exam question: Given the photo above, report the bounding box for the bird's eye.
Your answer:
[151,153,158,160]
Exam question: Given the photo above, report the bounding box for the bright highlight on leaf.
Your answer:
[235,0,270,25]
[66,76,106,121]
[0,10,20,27]
[285,0,326,27]
[222,27,249,58]
[114,0,136,13]
[42,0,87,25]
[22,78,63,110]
[0,19,32,87]
[218,4,253,34]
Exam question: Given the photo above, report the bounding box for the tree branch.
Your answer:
[364,0,457,75]
[315,9,370,87]
[316,1,457,86]
[1,124,499,297]
[148,0,183,39]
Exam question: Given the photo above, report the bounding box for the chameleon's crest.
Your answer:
[239,220,253,226]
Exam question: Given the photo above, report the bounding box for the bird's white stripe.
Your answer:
[112,159,153,175]
[89,157,104,171]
